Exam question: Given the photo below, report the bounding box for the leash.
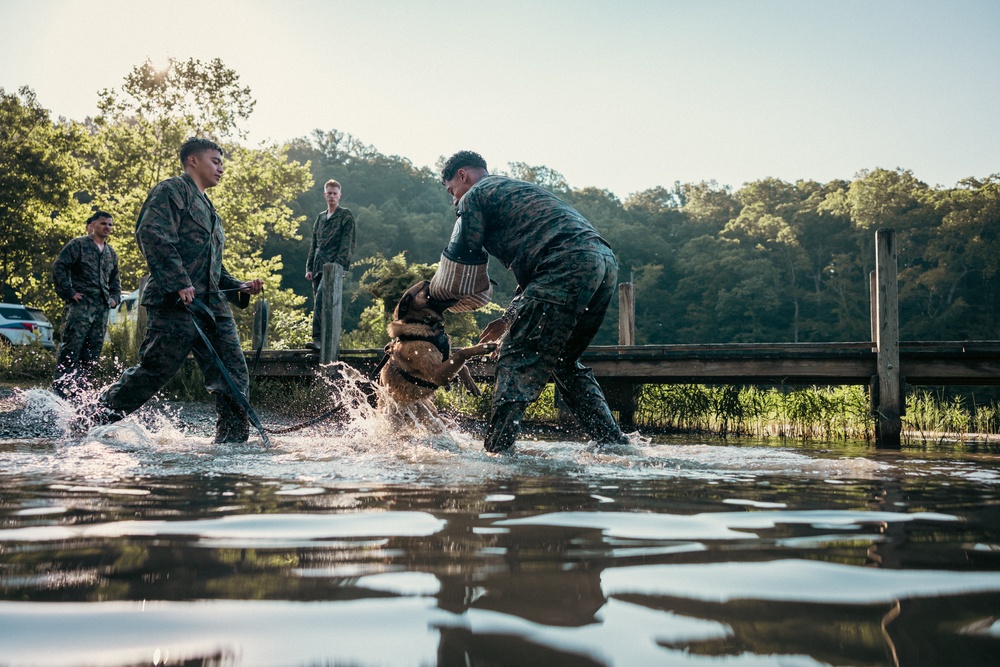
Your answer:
[183,300,273,448]
[250,296,268,375]
[183,293,349,442]
[264,403,346,434]
[193,287,269,375]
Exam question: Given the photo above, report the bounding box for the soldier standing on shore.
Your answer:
[89,138,264,443]
[304,179,355,352]
[52,211,121,399]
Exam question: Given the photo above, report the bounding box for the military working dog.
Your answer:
[378,281,496,427]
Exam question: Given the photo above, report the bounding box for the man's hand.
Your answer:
[479,318,510,344]
[178,286,195,304]
[109,299,117,309]
[240,278,264,295]
[70,292,83,303]
[305,271,313,281]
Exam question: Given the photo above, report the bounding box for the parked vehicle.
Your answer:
[107,289,140,327]
[0,303,55,350]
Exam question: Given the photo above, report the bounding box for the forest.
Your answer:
[3,58,999,353]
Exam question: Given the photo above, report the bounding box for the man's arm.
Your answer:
[428,206,492,312]
[335,211,356,270]
[304,213,319,279]
[108,248,122,308]
[52,240,81,302]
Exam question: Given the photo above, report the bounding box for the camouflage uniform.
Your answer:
[436,175,625,452]
[305,207,355,341]
[99,173,252,442]
[52,235,121,398]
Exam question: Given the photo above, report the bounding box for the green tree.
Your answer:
[0,86,90,316]
[82,58,311,345]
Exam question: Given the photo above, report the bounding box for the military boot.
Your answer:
[213,393,250,444]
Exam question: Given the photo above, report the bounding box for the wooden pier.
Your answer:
[251,230,1000,449]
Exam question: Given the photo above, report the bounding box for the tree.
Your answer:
[81,59,312,346]
[0,86,89,315]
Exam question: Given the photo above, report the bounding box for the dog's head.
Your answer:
[393,281,458,322]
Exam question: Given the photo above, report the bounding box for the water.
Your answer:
[2,389,1000,666]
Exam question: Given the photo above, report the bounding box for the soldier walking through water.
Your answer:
[88,138,264,443]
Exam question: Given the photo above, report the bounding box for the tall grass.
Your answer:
[632,384,877,441]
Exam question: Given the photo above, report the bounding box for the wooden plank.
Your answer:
[250,343,1000,386]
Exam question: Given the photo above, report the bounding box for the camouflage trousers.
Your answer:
[53,299,109,399]
[485,247,624,452]
[311,264,344,343]
[100,306,251,442]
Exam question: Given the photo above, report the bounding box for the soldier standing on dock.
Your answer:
[304,179,355,351]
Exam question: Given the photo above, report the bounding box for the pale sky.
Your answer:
[1,0,997,198]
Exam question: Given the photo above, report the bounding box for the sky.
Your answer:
[1,0,997,198]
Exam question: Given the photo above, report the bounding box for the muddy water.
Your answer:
[1,389,999,666]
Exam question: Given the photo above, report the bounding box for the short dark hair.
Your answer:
[85,211,112,226]
[441,150,488,184]
[179,137,224,166]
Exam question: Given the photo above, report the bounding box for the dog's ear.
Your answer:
[394,292,415,321]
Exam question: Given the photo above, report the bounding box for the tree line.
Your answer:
[3,58,998,351]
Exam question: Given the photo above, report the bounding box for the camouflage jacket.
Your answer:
[305,207,355,275]
[52,236,121,308]
[135,173,246,317]
[442,175,613,287]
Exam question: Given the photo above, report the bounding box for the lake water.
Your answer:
[1,389,999,666]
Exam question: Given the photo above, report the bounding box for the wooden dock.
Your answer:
[255,340,1000,386]
[250,230,1000,449]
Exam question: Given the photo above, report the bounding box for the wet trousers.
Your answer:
[100,307,250,442]
[53,300,109,399]
[485,247,624,452]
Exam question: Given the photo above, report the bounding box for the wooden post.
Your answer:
[874,228,901,449]
[618,282,635,346]
[616,282,638,429]
[869,271,878,352]
[319,262,343,364]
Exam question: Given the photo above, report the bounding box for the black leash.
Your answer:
[182,293,348,442]
[183,300,273,449]
[251,296,268,375]
[264,403,346,434]
[193,287,269,375]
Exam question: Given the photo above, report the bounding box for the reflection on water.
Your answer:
[1,390,999,666]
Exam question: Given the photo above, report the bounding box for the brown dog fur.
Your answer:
[378,281,495,423]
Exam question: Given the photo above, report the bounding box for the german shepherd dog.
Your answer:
[377,281,496,427]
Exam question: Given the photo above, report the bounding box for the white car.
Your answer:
[107,289,140,326]
[0,303,55,350]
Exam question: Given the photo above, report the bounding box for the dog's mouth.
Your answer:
[427,296,459,313]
